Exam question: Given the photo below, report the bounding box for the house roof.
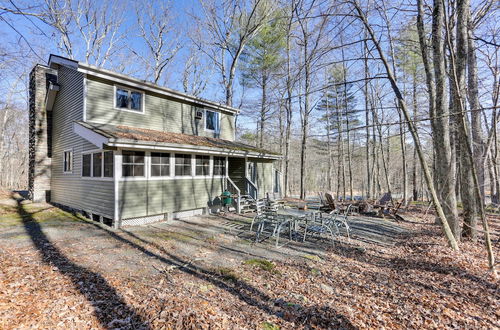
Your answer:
[48,54,240,114]
[75,121,280,159]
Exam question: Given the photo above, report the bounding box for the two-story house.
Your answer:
[29,55,281,227]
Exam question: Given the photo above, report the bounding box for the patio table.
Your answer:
[276,208,319,238]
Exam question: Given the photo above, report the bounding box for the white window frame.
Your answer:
[194,155,211,177]
[212,156,227,177]
[150,152,171,178]
[174,153,193,177]
[117,150,227,181]
[121,150,146,178]
[81,149,114,181]
[113,85,146,114]
[204,109,220,133]
[63,149,73,174]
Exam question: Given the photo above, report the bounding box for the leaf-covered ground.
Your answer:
[0,197,498,329]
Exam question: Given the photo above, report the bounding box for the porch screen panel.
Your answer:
[122,150,145,177]
[151,152,170,177]
[195,155,210,176]
[103,151,114,177]
[175,154,192,176]
[213,157,226,176]
[92,152,102,177]
[82,154,91,177]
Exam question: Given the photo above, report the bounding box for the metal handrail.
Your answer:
[226,177,241,213]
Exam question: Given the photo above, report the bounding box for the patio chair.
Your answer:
[302,212,340,247]
[254,212,293,248]
[317,192,333,212]
[250,199,267,231]
[324,192,339,213]
[317,209,351,239]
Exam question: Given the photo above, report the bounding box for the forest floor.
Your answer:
[0,192,498,329]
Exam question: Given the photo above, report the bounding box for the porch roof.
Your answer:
[74,121,281,159]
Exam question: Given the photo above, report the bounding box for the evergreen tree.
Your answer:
[316,65,360,138]
[239,11,286,148]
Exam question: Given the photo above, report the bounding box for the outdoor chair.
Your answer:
[302,212,341,247]
[250,199,267,231]
[318,209,351,239]
[254,212,293,248]
[372,193,404,219]
[324,192,355,215]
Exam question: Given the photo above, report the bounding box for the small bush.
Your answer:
[243,258,276,272]
[261,321,280,330]
[212,267,239,282]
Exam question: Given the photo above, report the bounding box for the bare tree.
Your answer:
[351,0,459,250]
[133,0,180,84]
[191,0,275,106]
[294,0,332,199]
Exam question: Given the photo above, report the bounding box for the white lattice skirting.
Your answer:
[120,214,166,226]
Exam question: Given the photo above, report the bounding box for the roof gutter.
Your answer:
[106,139,281,160]
[74,122,280,160]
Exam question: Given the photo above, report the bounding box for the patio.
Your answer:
[1,197,497,329]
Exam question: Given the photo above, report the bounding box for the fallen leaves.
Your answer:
[0,206,499,329]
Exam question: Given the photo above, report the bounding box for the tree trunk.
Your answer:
[364,38,371,199]
[353,0,459,250]
[259,74,267,149]
[449,0,495,273]
[467,27,485,200]
[412,72,419,201]
[431,0,460,239]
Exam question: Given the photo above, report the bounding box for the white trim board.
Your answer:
[74,122,109,148]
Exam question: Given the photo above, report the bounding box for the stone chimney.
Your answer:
[28,65,57,202]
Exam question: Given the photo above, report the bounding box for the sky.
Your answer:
[1,0,498,140]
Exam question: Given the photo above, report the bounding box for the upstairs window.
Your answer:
[213,157,226,176]
[115,87,144,113]
[122,150,145,177]
[195,155,210,176]
[151,152,170,177]
[63,150,73,173]
[175,154,192,176]
[205,110,220,132]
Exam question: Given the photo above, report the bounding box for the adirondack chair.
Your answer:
[372,192,404,219]
[324,193,358,215]
[317,192,333,212]
[324,192,340,213]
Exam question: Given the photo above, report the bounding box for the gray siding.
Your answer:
[50,66,115,218]
[253,159,274,199]
[118,178,225,219]
[86,76,235,140]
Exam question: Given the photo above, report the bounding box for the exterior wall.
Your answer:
[252,159,275,199]
[118,177,225,220]
[85,76,235,140]
[29,65,56,202]
[50,66,115,218]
